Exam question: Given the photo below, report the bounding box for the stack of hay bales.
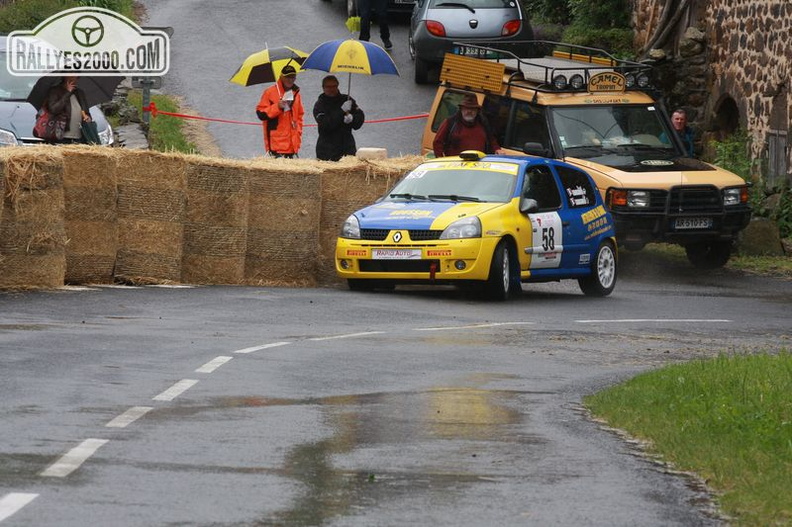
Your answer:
[61,147,119,284]
[183,157,250,284]
[115,150,187,283]
[316,155,424,285]
[0,147,67,288]
[245,158,322,286]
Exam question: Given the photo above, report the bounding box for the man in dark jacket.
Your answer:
[313,75,365,161]
[433,93,503,157]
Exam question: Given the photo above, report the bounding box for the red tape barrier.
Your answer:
[143,102,428,127]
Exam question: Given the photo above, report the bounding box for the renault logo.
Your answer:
[393,231,403,243]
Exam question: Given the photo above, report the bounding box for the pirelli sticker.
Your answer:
[346,249,367,256]
[426,249,452,257]
[581,205,607,224]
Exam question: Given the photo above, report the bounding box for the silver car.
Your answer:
[409,0,533,84]
[0,38,114,147]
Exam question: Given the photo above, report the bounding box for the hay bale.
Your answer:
[244,168,321,285]
[62,148,119,284]
[115,151,186,283]
[182,161,250,284]
[0,148,66,288]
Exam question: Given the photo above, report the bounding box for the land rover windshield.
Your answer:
[549,104,696,170]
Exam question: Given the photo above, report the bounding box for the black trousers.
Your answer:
[358,0,389,42]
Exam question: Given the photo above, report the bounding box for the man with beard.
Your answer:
[433,93,503,157]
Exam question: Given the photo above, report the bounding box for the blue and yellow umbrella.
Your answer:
[229,46,308,87]
[302,39,399,95]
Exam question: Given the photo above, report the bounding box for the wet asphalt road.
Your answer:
[0,253,790,525]
[139,0,436,159]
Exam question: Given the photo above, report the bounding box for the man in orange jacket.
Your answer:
[256,64,304,158]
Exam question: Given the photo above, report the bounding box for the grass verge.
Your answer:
[126,90,198,154]
[638,243,792,279]
[585,352,792,526]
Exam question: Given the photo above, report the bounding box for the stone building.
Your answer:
[633,0,791,189]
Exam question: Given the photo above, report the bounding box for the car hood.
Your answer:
[356,200,504,230]
[0,101,37,138]
[568,157,747,189]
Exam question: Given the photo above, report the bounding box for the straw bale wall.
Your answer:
[0,147,424,289]
[62,147,119,284]
[0,149,67,288]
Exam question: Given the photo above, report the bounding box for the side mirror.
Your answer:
[520,197,539,213]
[522,142,551,157]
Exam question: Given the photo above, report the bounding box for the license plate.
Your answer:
[372,249,422,260]
[674,217,713,230]
[452,46,497,59]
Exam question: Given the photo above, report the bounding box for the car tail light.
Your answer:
[426,20,446,37]
[502,20,521,36]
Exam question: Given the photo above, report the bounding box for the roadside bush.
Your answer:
[561,26,635,57]
[0,0,134,32]
[522,0,572,25]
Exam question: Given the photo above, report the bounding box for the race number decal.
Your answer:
[529,212,563,269]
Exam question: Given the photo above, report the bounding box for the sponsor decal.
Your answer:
[8,7,170,76]
[579,253,591,264]
[389,209,432,217]
[426,250,452,257]
[581,205,607,224]
[346,249,367,256]
[588,72,626,93]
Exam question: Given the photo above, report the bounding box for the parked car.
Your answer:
[321,0,416,17]
[336,151,618,300]
[409,0,533,83]
[0,37,114,147]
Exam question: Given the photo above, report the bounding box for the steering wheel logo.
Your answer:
[71,15,104,47]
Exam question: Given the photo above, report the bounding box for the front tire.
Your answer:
[685,241,732,269]
[578,241,617,296]
[484,240,513,301]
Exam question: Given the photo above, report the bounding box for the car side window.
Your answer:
[431,91,466,132]
[509,101,550,151]
[481,94,510,147]
[554,165,597,208]
[522,165,561,211]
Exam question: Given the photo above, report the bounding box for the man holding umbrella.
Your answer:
[255,64,304,158]
[313,75,365,161]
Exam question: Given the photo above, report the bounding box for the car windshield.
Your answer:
[550,105,680,162]
[385,163,517,203]
[0,53,40,101]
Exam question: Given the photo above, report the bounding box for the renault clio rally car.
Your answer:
[336,151,617,300]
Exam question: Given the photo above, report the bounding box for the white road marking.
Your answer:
[0,493,38,522]
[309,331,384,341]
[575,319,732,323]
[234,342,291,354]
[415,322,535,331]
[105,406,153,428]
[153,379,199,401]
[40,438,108,478]
[195,356,233,373]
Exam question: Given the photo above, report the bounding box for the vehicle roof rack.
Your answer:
[449,40,653,93]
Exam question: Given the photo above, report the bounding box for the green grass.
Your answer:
[585,352,792,526]
[639,243,792,279]
[126,90,198,154]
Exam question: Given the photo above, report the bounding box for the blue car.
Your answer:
[336,151,618,300]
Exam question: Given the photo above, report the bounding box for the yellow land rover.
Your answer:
[421,42,752,268]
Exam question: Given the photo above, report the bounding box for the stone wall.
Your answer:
[632,0,791,188]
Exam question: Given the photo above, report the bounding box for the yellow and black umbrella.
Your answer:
[229,46,308,86]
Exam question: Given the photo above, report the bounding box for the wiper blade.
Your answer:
[435,2,476,13]
[428,194,480,202]
[389,193,428,201]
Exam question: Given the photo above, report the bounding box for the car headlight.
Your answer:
[723,186,748,206]
[627,190,650,208]
[440,217,481,239]
[98,123,114,145]
[0,128,19,147]
[340,214,361,239]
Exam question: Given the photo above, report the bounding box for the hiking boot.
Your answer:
[383,38,392,50]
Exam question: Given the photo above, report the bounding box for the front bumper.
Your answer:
[612,206,752,248]
[336,236,500,283]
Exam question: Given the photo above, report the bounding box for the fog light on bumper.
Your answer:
[340,259,351,270]
[454,260,467,270]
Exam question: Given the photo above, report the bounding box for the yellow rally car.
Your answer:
[336,151,617,300]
